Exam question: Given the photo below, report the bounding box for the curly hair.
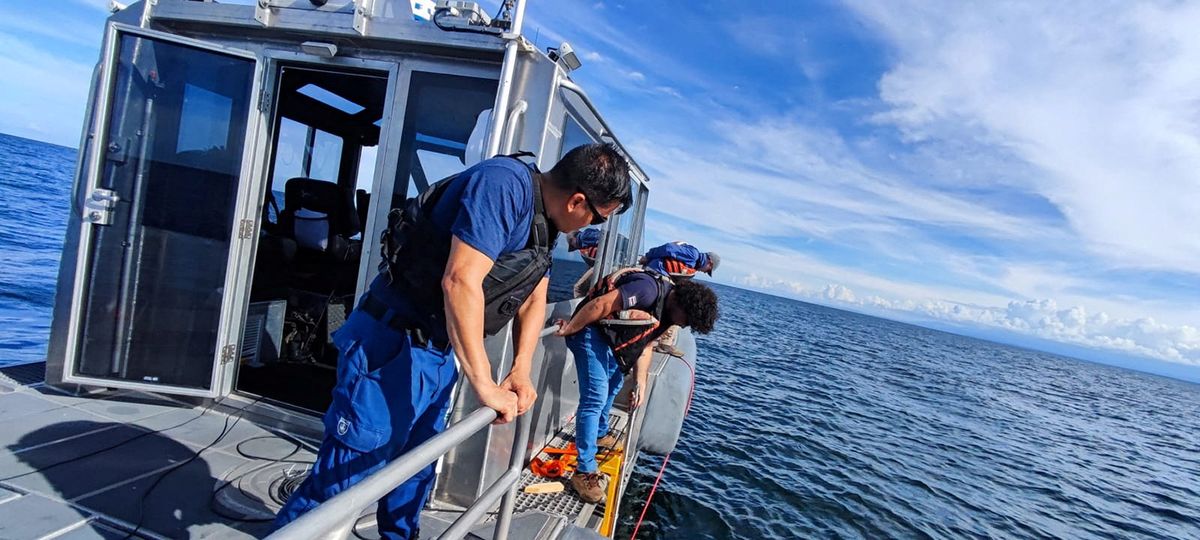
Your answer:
[673,280,719,334]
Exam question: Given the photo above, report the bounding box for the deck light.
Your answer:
[549,42,582,72]
[301,41,338,58]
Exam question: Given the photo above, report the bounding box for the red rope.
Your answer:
[629,451,672,539]
[629,353,696,539]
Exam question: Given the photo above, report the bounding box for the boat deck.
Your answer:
[0,362,305,539]
[513,413,629,531]
[0,363,621,539]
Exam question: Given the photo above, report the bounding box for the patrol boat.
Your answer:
[0,1,699,538]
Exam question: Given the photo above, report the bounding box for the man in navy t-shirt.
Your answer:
[275,144,632,539]
[554,269,719,504]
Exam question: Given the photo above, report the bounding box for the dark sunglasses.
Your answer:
[579,189,632,226]
[581,191,609,225]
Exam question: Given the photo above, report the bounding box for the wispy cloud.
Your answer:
[738,274,1199,366]
[848,0,1200,271]
[68,0,112,14]
[0,4,105,48]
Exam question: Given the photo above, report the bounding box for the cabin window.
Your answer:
[628,182,648,262]
[356,145,378,195]
[176,84,233,154]
[390,72,497,207]
[266,119,344,223]
[546,113,603,303]
[560,115,592,157]
[411,143,470,195]
[309,129,344,182]
[610,180,641,266]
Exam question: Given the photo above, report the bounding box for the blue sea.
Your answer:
[0,133,75,365]
[2,132,1198,539]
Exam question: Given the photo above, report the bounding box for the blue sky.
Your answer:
[2,0,1197,371]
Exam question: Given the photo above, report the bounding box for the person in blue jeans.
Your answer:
[554,270,719,504]
[272,144,631,539]
[566,227,602,266]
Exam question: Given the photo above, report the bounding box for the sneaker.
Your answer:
[654,343,684,357]
[570,472,607,504]
[596,432,620,450]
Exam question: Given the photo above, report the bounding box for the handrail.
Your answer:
[502,100,529,155]
[265,408,497,540]
[439,404,532,540]
[267,324,560,540]
[484,0,528,157]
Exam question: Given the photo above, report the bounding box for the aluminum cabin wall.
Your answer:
[430,48,568,510]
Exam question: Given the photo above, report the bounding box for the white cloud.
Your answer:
[0,5,105,48]
[68,0,111,13]
[595,1,1200,368]
[523,0,714,93]
[736,276,1200,365]
[847,0,1200,271]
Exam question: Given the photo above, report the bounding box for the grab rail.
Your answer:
[266,324,559,540]
[556,78,649,183]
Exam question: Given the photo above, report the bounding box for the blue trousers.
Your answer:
[565,326,624,473]
[272,308,458,539]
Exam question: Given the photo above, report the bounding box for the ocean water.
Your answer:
[2,133,1199,539]
[0,133,75,365]
[616,284,1200,539]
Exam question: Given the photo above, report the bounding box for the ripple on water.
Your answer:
[619,285,1200,540]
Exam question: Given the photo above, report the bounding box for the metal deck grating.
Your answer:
[511,411,628,523]
[0,361,46,387]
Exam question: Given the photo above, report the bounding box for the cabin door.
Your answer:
[60,26,263,397]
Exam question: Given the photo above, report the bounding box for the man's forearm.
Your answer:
[511,278,549,376]
[561,300,607,335]
[635,344,653,387]
[443,275,495,390]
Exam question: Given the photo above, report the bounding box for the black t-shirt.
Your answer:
[614,273,662,311]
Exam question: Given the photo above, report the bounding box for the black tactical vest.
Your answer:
[380,156,555,336]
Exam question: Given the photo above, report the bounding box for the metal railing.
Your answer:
[556,78,649,185]
[266,325,556,540]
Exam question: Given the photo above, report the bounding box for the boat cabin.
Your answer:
[30,1,685,537]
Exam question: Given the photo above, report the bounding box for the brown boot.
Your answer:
[654,342,684,357]
[570,472,607,504]
[596,432,620,450]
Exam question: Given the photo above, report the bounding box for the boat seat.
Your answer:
[275,178,362,294]
[356,189,371,236]
[278,178,361,253]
